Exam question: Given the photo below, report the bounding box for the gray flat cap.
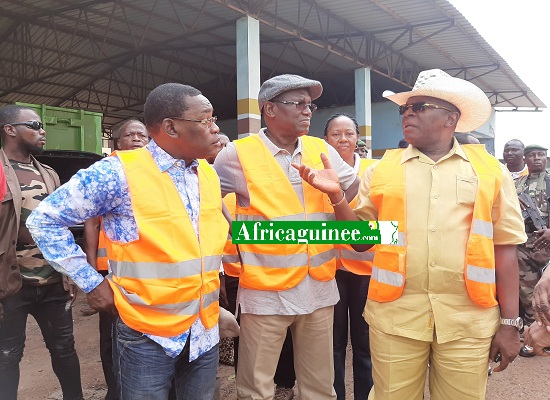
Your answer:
[258,74,323,112]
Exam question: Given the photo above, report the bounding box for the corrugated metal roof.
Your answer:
[0,0,543,128]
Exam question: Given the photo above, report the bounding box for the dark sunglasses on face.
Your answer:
[398,102,453,115]
[4,121,44,130]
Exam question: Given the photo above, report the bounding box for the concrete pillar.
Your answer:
[236,16,261,138]
[354,67,372,158]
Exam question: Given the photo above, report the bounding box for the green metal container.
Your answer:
[15,102,103,155]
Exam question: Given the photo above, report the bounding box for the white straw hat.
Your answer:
[383,69,492,132]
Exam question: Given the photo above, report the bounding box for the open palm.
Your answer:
[292,153,341,194]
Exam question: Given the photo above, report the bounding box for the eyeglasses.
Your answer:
[169,116,218,128]
[398,102,454,115]
[3,121,44,130]
[271,100,318,113]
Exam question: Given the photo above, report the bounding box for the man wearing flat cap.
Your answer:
[294,69,526,400]
[214,74,359,399]
[514,144,550,355]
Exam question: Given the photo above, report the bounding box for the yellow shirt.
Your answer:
[355,142,526,343]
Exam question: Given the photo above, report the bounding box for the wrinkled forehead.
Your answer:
[122,121,147,133]
[525,150,547,157]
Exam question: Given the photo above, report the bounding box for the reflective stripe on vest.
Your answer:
[97,248,107,257]
[222,193,241,277]
[335,158,376,275]
[96,227,109,272]
[107,149,227,336]
[368,145,501,307]
[234,134,336,291]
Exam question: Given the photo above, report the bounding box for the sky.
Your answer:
[448,0,549,157]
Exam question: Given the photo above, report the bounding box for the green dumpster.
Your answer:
[15,102,103,155]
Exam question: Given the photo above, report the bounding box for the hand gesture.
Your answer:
[292,153,341,195]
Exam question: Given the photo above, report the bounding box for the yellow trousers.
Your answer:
[368,326,492,400]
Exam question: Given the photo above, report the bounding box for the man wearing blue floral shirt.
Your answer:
[27,83,228,400]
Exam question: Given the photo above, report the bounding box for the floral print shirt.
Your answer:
[27,139,218,360]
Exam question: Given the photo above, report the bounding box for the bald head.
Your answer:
[505,139,524,149]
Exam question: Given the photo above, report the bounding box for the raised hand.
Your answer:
[292,153,341,195]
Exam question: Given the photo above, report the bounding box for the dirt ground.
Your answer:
[18,290,550,399]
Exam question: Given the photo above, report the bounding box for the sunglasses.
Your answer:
[398,102,453,115]
[4,121,44,130]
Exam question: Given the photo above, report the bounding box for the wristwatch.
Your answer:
[500,316,524,331]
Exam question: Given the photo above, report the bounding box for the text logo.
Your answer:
[232,221,398,244]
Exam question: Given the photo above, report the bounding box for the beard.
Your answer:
[28,144,45,155]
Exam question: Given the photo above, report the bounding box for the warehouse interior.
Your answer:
[0,0,545,151]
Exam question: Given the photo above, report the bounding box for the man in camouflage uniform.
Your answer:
[0,105,83,399]
[515,144,550,328]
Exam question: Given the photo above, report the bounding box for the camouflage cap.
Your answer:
[356,139,367,147]
[524,144,548,155]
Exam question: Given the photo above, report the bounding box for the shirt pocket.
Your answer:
[456,175,477,207]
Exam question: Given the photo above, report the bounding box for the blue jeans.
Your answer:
[0,281,83,400]
[333,270,373,400]
[113,317,219,400]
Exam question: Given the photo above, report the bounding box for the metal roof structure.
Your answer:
[0,0,545,132]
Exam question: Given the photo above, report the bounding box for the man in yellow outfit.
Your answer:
[294,69,526,400]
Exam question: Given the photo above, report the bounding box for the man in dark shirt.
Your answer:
[0,104,83,400]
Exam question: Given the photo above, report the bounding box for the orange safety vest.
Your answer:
[234,134,336,291]
[222,193,241,277]
[105,148,228,336]
[96,223,108,272]
[96,152,115,272]
[368,145,502,308]
[335,158,377,275]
